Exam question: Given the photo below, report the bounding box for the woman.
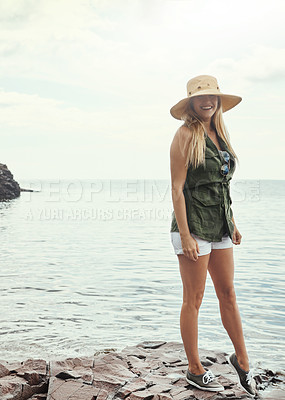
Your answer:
[169,75,255,396]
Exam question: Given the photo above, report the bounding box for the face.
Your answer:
[191,95,218,121]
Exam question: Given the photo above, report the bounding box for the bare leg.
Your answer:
[178,253,210,375]
[208,248,249,371]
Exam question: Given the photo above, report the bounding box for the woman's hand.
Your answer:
[181,234,200,261]
[232,225,242,245]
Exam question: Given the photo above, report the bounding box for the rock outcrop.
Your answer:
[0,163,21,201]
[0,341,283,400]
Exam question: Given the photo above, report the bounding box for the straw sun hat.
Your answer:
[170,75,242,120]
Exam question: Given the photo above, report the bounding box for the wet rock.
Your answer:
[0,163,21,201]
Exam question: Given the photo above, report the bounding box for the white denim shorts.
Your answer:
[170,231,233,256]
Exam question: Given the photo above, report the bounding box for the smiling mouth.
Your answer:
[201,106,213,110]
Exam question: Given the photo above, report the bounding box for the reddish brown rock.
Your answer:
[1,341,283,400]
[95,388,110,400]
[0,359,48,400]
[116,376,149,397]
[0,363,10,378]
[3,360,23,373]
[0,374,27,399]
[13,359,47,385]
[92,352,136,394]
[49,356,94,385]
[22,380,48,400]
[46,377,99,400]
[153,395,173,400]
[128,390,156,400]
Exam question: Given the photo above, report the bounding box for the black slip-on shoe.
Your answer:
[229,353,255,397]
[186,369,224,392]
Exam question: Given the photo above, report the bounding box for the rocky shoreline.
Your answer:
[0,341,283,400]
[0,163,21,201]
[0,163,37,201]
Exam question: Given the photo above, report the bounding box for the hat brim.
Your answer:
[170,91,242,120]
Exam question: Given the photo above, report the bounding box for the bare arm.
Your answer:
[170,126,200,260]
[170,126,191,237]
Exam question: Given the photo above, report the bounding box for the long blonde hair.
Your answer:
[181,97,239,169]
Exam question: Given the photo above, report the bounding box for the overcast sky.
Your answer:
[0,0,284,182]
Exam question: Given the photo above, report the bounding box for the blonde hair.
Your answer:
[181,97,239,169]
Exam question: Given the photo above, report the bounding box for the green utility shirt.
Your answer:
[170,132,236,242]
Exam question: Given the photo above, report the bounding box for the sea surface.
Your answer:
[0,179,284,374]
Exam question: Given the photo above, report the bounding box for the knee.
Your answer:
[182,290,205,312]
[217,286,237,307]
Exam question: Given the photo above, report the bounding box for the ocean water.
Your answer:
[0,179,284,374]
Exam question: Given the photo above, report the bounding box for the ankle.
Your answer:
[188,363,206,375]
[236,355,249,372]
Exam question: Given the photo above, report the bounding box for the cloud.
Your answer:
[0,0,39,23]
[1,1,283,102]
[0,89,114,139]
[0,0,166,106]
[209,46,285,83]
[0,89,171,149]
[0,0,284,179]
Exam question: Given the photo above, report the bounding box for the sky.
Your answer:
[0,0,284,181]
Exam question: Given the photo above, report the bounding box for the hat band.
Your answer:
[188,87,221,96]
